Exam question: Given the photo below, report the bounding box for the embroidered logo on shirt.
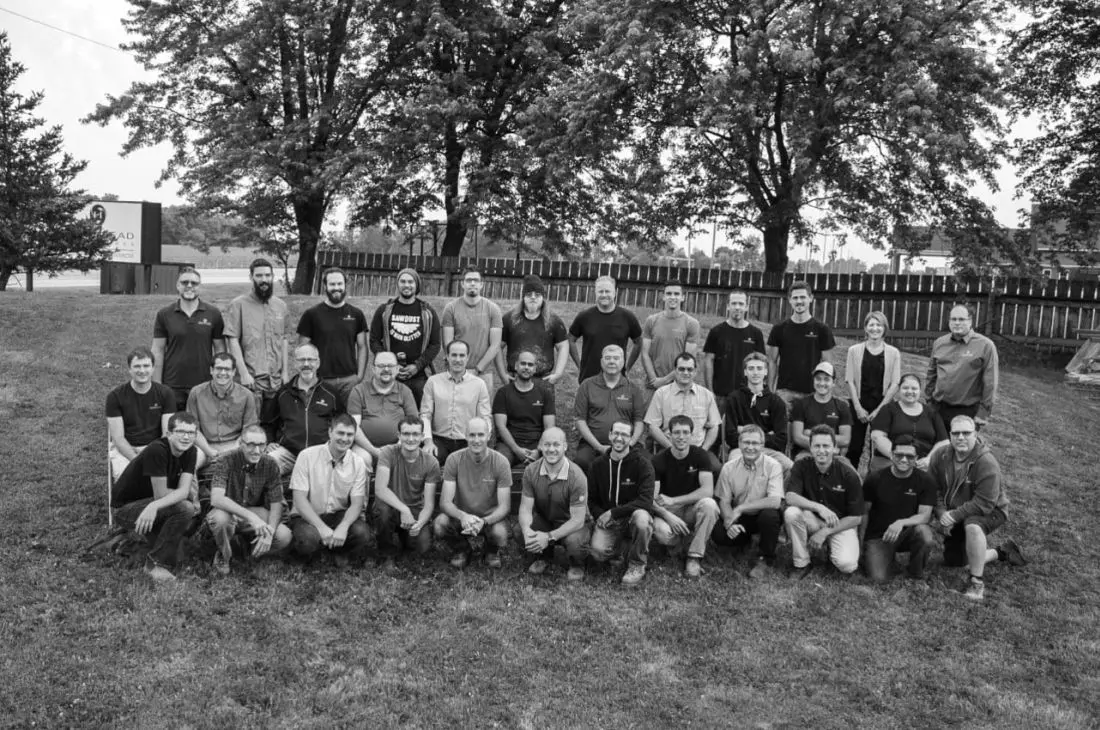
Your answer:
[198,318,212,326]
[686,466,698,474]
[832,484,845,492]
[615,394,630,401]
[315,399,330,408]
[905,489,917,497]
[532,400,544,407]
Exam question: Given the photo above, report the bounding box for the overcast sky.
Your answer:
[3,0,1032,267]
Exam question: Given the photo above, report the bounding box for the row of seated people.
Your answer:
[109,400,1025,601]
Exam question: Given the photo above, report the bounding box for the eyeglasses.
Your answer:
[173,429,197,437]
[212,366,234,373]
[740,440,764,447]
[241,441,267,449]
[178,280,200,287]
[951,431,975,437]
[375,363,398,369]
[892,453,918,461]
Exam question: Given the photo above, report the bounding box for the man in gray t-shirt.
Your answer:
[442,266,504,390]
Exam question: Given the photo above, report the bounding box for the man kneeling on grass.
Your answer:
[515,427,590,581]
[206,424,292,575]
[373,417,441,568]
[588,420,655,586]
[110,411,200,582]
[861,435,935,583]
[288,414,372,566]
[929,415,1026,601]
[713,425,784,578]
[434,416,513,569]
[783,425,863,578]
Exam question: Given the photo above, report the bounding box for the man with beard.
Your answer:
[861,435,936,583]
[703,290,765,449]
[572,345,647,473]
[106,346,178,478]
[205,424,292,575]
[110,411,200,582]
[434,416,513,569]
[297,267,369,403]
[442,267,504,390]
[267,344,343,475]
[766,281,835,405]
[186,352,259,471]
[347,351,418,467]
[224,258,289,441]
[493,349,556,467]
[588,420,656,586]
[152,267,225,406]
[288,414,372,565]
[496,274,569,385]
[568,275,644,382]
[726,352,791,468]
[925,304,999,433]
[783,425,863,578]
[369,267,441,408]
[515,427,590,580]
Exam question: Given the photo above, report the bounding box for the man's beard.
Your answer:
[253,281,273,301]
[326,289,345,305]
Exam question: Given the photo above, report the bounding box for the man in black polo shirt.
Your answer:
[493,349,556,466]
[650,415,720,578]
[784,425,863,578]
[703,289,766,398]
[152,267,226,407]
[766,280,835,404]
[111,411,200,582]
[106,346,178,478]
[861,435,936,582]
[297,266,369,403]
[790,362,852,458]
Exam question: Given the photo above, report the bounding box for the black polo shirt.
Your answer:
[153,299,225,391]
[862,467,936,540]
[652,446,712,498]
[786,457,863,518]
[296,302,368,378]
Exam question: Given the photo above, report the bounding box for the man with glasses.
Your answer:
[297,266,369,403]
[643,352,722,471]
[267,344,343,476]
[347,351,418,468]
[442,266,504,389]
[926,304,999,433]
[496,274,569,385]
[186,352,258,471]
[110,412,200,582]
[152,267,225,406]
[224,258,289,441]
[929,416,1025,601]
[713,425,785,578]
[492,349,556,467]
[861,435,936,583]
[205,424,291,575]
[373,417,441,566]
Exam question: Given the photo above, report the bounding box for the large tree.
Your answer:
[0,33,113,291]
[86,0,429,292]
[571,0,1016,272]
[1008,0,1100,266]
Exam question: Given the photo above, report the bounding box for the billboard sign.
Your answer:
[83,200,143,262]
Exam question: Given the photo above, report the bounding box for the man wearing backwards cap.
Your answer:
[495,274,569,385]
[789,361,852,459]
[369,267,442,408]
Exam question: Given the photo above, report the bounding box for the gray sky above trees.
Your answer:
[3,0,1039,268]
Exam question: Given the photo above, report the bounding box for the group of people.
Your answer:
[106,262,1025,600]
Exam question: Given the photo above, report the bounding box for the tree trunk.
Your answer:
[0,265,11,291]
[291,194,325,294]
[439,120,468,258]
[763,221,791,273]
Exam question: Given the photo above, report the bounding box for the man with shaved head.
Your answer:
[515,427,590,580]
[267,343,344,475]
[434,416,513,569]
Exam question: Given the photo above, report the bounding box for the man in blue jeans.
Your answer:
[110,411,200,582]
[861,435,936,582]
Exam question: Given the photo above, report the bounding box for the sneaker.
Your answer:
[566,565,585,582]
[999,539,1028,567]
[381,556,398,573]
[145,561,177,583]
[485,552,502,569]
[789,564,813,581]
[964,577,985,601]
[527,559,548,575]
[748,558,769,579]
[684,558,702,578]
[333,553,350,569]
[621,564,646,586]
[212,552,231,577]
[450,551,469,569]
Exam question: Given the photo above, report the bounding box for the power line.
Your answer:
[0,5,130,55]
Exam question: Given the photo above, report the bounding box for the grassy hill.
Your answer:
[0,286,1096,727]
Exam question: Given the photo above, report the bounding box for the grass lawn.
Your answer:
[1,285,1097,728]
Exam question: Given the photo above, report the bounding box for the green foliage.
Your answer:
[0,32,113,291]
[1008,0,1100,267]
[564,0,1015,272]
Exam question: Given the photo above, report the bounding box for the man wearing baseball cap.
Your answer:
[495,274,569,385]
[789,361,853,459]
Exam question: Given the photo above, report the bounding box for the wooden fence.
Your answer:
[317,251,1100,353]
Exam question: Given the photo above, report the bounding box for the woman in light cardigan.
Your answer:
[844,311,901,469]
